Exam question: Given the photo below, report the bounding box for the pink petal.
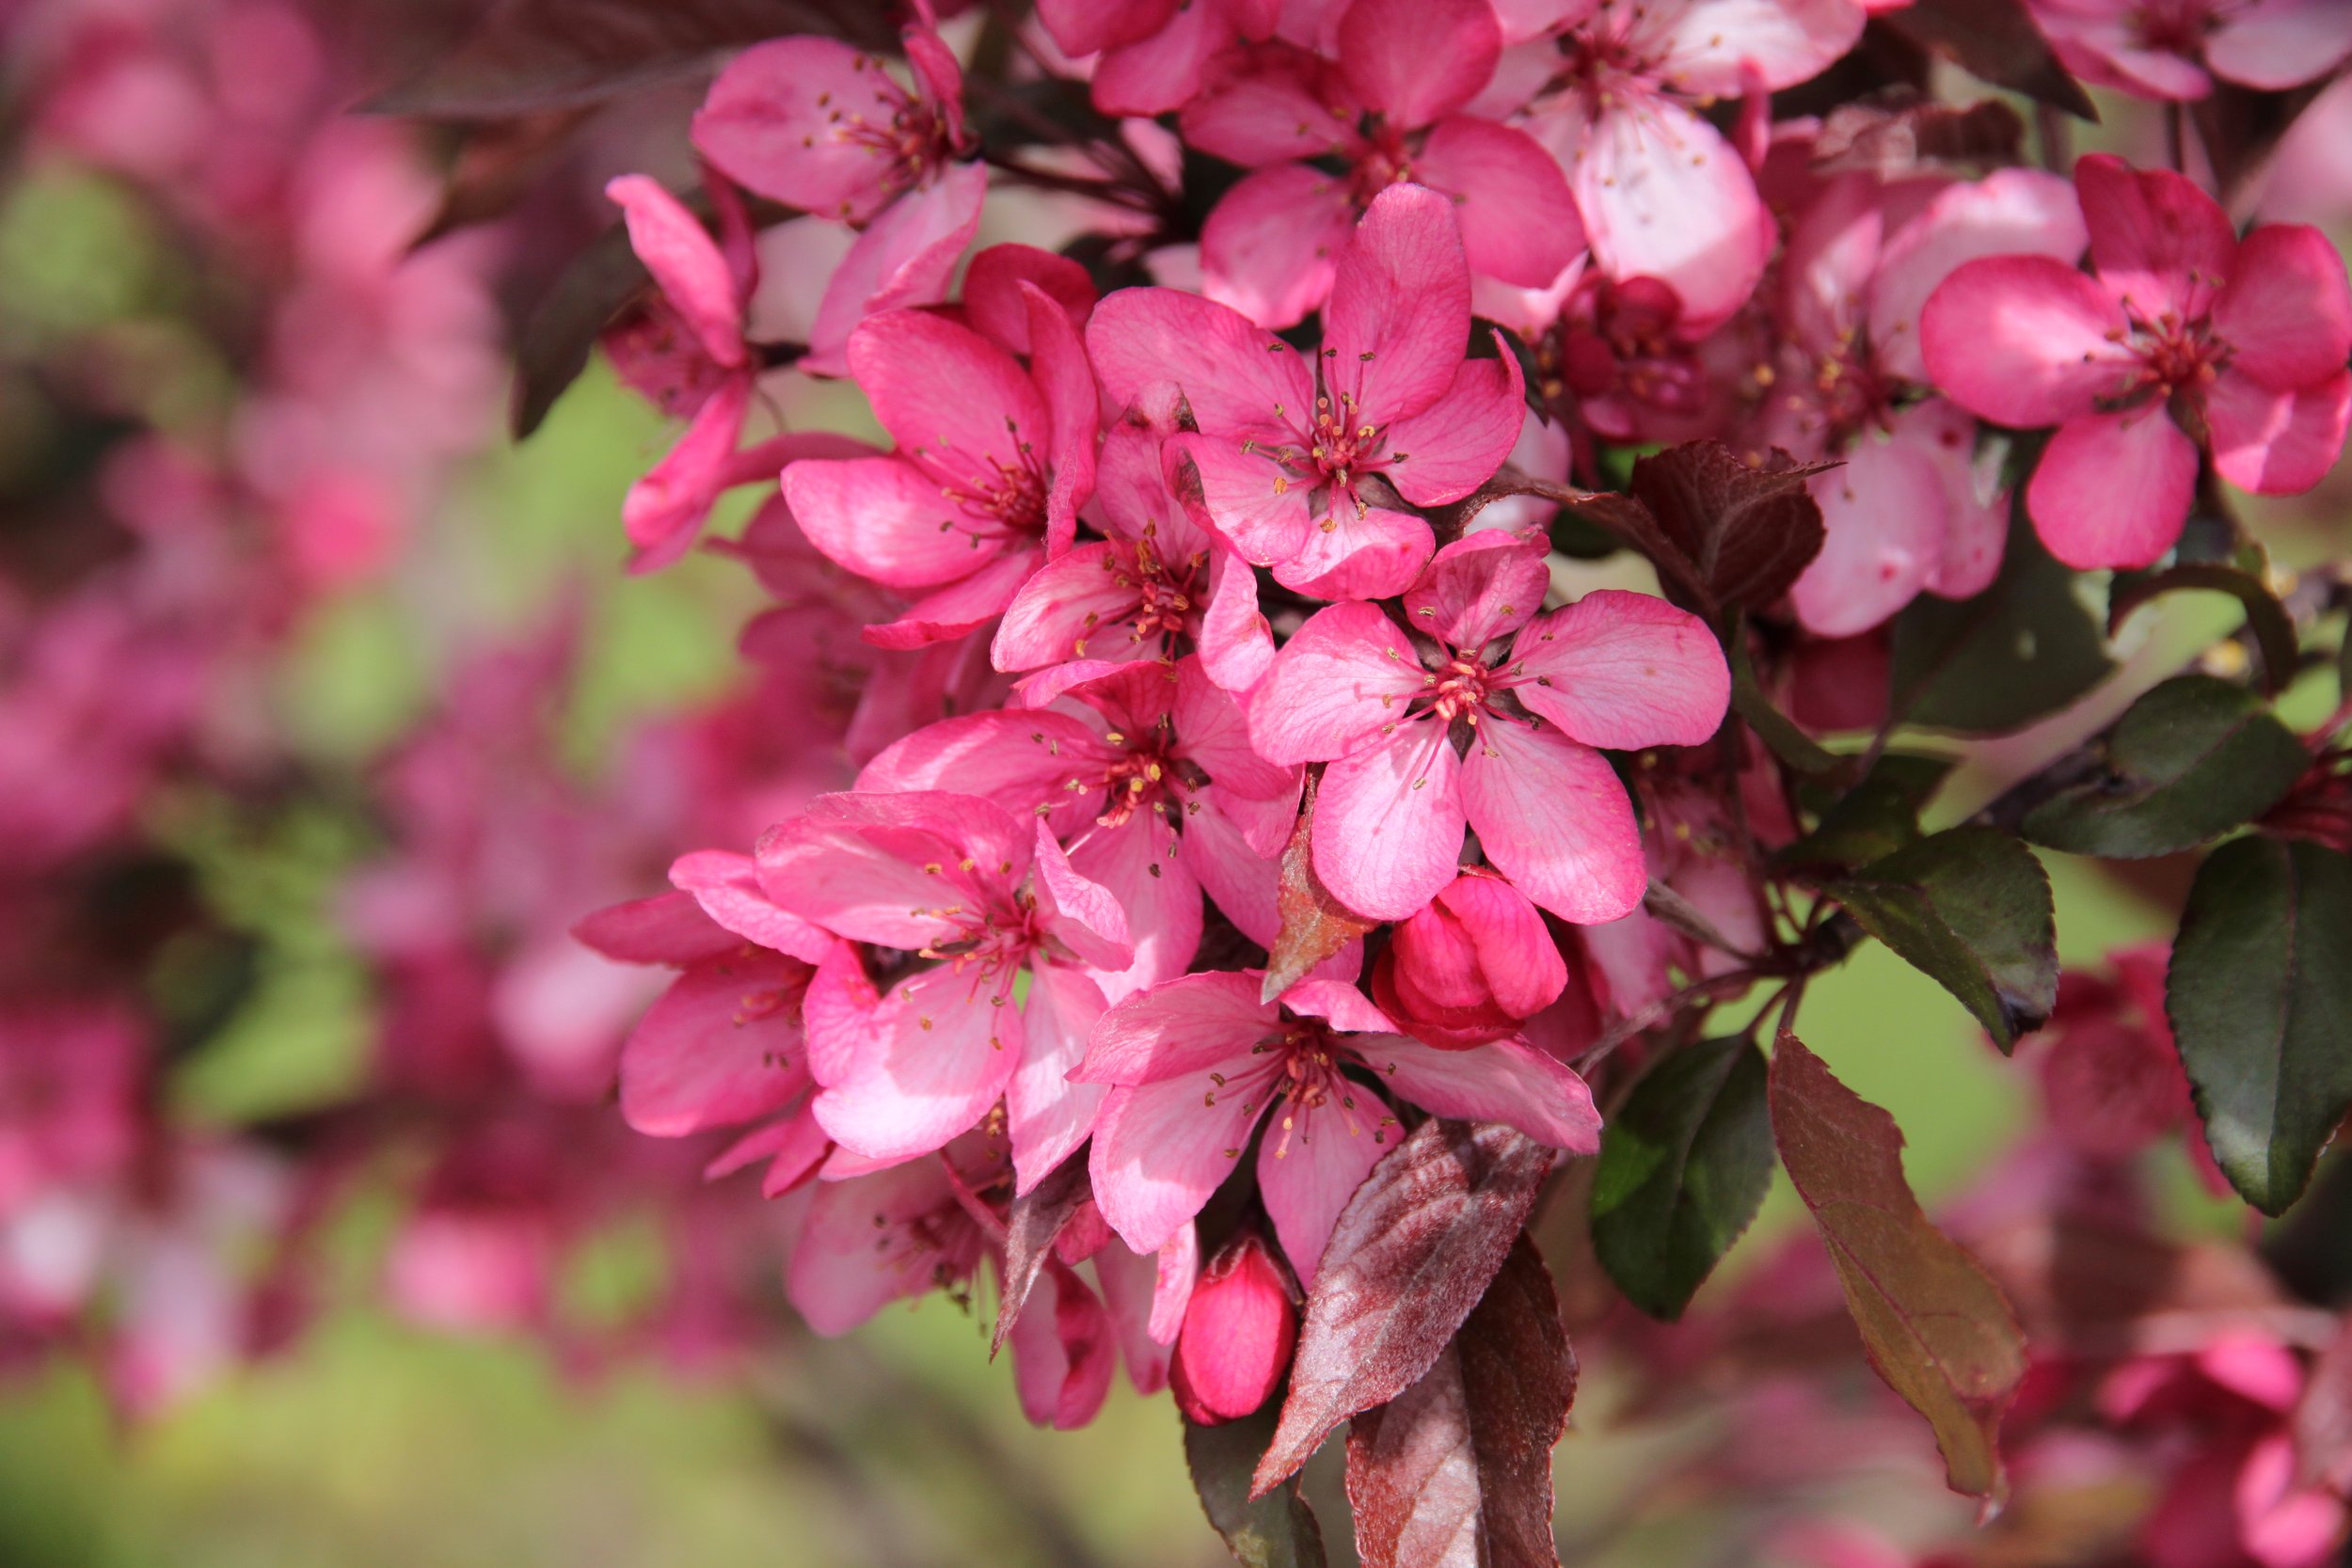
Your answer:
[2212,223,2352,390]
[1076,970,1275,1085]
[1090,1075,1270,1253]
[802,942,879,1087]
[1312,720,1466,921]
[690,39,905,224]
[782,454,990,591]
[848,309,1052,491]
[1460,720,1645,924]
[903,22,967,144]
[706,1105,828,1194]
[1280,977,1401,1035]
[1247,600,1426,765]
[963,244,1097,355]
[1088,287,1313,437]
[811,967,1024,1161]
[1337,0,1500,129]
[1414,117,1585,288]
[756,790,1030,950]
[1200,547,1279,692]
[857,708,1105,834]
[1652,0,1867,96]
[1438,872,1568,1019]
[1895,398,2010,600]
[2076,153,2237,325]
[1094,420,1211,554]
[1165,433,1309,571]
[2208,0,2352,88]
[622,373,749,570]
[1009,1259,1117,1429]
[604,175,745,368]
[1025,281,1101,556]
[1379,347,1527,507]
[668,850,837,962]
[1174,658,1298,799]
[1092,0,1232,115]
[1180,788,1288,950]
[2026,409,2198,570]
[1551,97,1772,335]
[1919,254,2133,429]
[787,1161,956,1334]
[1179,49,1355,166]
[1200,164,1356,330]
[1871,167,2089,385]
[619,952,812,1136]
[1509,589,1728,748]
[991,543,1149,671]
[1326,182,1473,418]
[572,890,736,967]
[2210,369,2352,496]
[1360,1032,1599,1151]
[1789,436,1948,638]
[1271,502,1437,600]
[804,165,986,376]
[1257,1101,1387,1288]
[860,546,1042,651]
[1403,530,1549,650]
[1008,965,1111,1194]
[1068,816,1203,1004]
[1090,1234,1180,1393]
[1033,821,1136,974]
[1037,0,1180,57]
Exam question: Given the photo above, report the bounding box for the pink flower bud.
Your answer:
[1169,1232,1296,1426]
[1372,870,1568,1050]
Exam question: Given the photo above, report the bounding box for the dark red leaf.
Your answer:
[1812,97,2027,174]
[510,216,653,438]
[1626,442,1833,615]
[1187,1405,1329,1568]
[416,108,596,245]
[1769,1029,2027,1501]
[992,1152,1092,1357]
[368,0,900,118]
[1880,0,2098,120]
[1346,1236,1575,1568]
[1263,772,1378,1003]
[1251,1120,1556,1498]
[1440,467,1716,614]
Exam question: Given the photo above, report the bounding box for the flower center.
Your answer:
[934,443,1050,547]
[823,60,953,209]
[2129,314,2225,395]
[1428,655,1500,722]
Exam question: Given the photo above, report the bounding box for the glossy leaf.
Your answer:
[1829,827,2058,1051]
[1252,1120,1555,1497]
[1263,774,1376,1003]
[1591,1037,1772,1321]
[1890,513,2112,734]
[1187,1405,1328,1568]
[2022,676,2310,859]
[1770,1030,2027,1501]
[1879,0,2097,119]
[1345,1237,1574,1568]
[2168,835,2352,1215]
[992,1152,1093,1356]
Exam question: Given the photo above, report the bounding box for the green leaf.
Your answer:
[2168,836,2352,1216]
[1590,1037,1772,1320]
[1770,1030,2028,1501]
[2108,562,2299,695]
[1828,826,2058,1051]
[2022,676,2311,859]
[1185,1405,1327,1568]
[1890,512,2112,733]
[1730,635,1847,779]
[1781,752,1956,872]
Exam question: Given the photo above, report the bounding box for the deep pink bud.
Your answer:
[1372,870,1568,1050]
[1169,1232,1296,1426]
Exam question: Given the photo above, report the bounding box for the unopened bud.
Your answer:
[1170,1232,1296,1425]
[1372,870,1566,1050]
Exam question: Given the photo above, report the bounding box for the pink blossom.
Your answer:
[1370,868,1570,1049]
[1180,0,1582,327]
[1169,1229,1296,1424]
[0,1002,142,1216]
[1248,531,1728,922]
[782,292,1100,650]
[1094,182,1525,601]
[1076,970,1600,1281]
[1037,0,1284,116]
[1923,154,2352,569]
[755,792,1131,1187]
[1518,0,1868,334]
[2028,0,2352,101]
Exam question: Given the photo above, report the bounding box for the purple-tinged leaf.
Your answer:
[1251,1120,1556,1498]
[993,1152,1092,1357]
[1263,773,1376,1003]
[1770,1030,2027,1502]
[1345,1236,1575,1568]
[1879,0,2097,120]
[1627,442,1833,617]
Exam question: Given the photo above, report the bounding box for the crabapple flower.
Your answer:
[755,792,1131,1185]
[2027,0,2352,100]
[1168,1230,1295,1425]
[1370,869,1569,1049]
[1037,0,1283,116]
[1518,0,1868,333]
[1923,154,2352,569]
[1094,182,1525,601]
[1077,971,1601,1282]
[782,291,1099,649]
[1248,531,1729,922]
[1181,0,1582,327]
